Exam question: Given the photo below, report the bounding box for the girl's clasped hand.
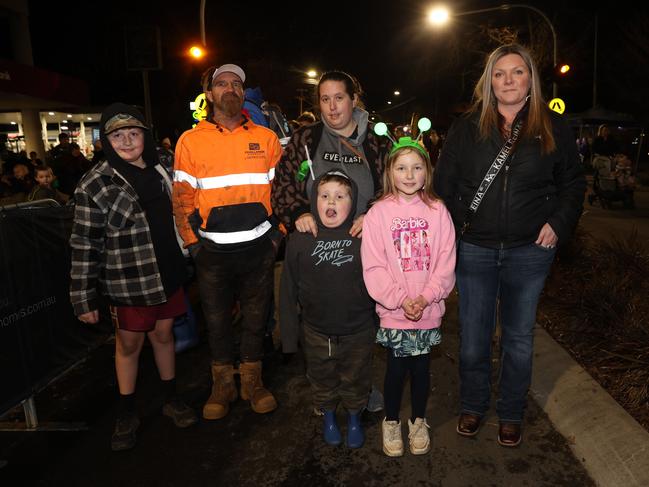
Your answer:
[401,296,428,321]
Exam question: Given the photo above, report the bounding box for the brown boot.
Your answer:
[203,363,237,420]
[239,361,277,414]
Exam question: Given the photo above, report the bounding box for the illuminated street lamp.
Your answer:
[189,46,205,59]
[394,90,401,96]
[305,69,318,86]
[428,3,559,98]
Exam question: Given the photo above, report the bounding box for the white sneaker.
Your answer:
[408,418,431,455]
[382,418,404,457]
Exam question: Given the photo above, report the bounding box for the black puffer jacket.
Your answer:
[434,110,585,248]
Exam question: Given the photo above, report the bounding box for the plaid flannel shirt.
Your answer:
[69,160,173,315]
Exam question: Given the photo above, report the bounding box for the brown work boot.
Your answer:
[239,361,277,414]
[202,363,237,420]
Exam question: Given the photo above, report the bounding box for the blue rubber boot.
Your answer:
[347,411,364,449]
[323,410,342,446]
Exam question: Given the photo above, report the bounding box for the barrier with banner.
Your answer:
[0,204,112,416]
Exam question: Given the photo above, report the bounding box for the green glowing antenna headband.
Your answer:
[374,117,432,159]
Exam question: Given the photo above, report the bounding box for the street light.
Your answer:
[428,4,558,98]
[189,46,205,59]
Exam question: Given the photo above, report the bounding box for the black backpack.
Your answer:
[266,106,291,140]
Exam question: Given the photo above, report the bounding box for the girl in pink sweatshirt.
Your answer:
[361,141,456,457]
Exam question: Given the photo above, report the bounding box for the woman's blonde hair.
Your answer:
[379,147,438,207]
[471,43,555,154]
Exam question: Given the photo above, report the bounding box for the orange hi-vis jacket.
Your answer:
[172,119,282,251]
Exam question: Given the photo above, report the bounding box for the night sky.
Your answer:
[26,0,649,140]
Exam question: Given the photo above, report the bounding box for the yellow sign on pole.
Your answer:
[192,93,208,122]
[548,98,565,114]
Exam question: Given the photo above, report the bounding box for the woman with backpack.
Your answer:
[271,70,390,238]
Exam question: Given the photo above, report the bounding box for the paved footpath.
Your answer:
[1,185,647,486]
[1,288,593,487]
[543,183,649,487]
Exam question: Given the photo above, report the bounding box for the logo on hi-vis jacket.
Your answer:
[322,152,363,164]
[245,142,266,159]
[312,239,354,266]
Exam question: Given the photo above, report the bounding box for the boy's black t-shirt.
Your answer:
[111,159,186,297]
[279,226,376,353]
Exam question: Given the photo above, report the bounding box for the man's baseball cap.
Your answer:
[104,113,148,134]
[211,63,246,83]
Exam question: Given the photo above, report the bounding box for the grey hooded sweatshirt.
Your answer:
[308,107,375,218]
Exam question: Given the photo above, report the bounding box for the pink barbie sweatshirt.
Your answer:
[361,195,456,330]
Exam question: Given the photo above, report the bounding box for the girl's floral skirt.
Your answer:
[376,327,441,357]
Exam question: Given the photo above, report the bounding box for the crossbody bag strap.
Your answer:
[339,137,368,164]
[460,118,523,236]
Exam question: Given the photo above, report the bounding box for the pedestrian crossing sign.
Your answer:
[548,98,565,114]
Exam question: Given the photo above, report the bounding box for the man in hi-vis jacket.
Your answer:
[173,63,283,420]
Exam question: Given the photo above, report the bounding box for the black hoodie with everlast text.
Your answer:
[279,171,376,354]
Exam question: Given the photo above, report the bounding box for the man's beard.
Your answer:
[216,93,242,118]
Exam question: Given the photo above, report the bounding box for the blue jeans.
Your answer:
[457,241,556,422]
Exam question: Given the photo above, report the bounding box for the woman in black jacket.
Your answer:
[434,44,585,447]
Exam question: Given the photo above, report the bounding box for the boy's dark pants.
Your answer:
[303,324,374,412]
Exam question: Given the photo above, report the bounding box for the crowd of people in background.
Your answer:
[0,130,181,207]
[581,123,638,209]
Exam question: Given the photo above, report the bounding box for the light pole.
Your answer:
[428,4,558,98]
[297,70,318,115]
[200,0,207,47]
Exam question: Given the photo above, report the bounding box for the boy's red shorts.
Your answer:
[110,287,186,332]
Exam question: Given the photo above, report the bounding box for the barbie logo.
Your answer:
[390,217,429,231]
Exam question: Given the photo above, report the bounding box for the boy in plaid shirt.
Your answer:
[70,103,197,451]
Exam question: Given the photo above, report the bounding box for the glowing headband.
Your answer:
[374,117,432,158]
